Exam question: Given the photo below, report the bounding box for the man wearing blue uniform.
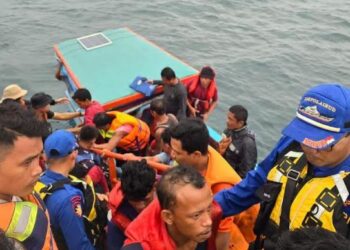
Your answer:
[215,83,350,249]
[39,130,95,250]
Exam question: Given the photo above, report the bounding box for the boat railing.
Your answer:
[92,148,171,187]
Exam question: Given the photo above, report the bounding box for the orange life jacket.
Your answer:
[0,192,57,250]
[100,111,150,152]
[187,76,217,111]
[109,182,132,231]
[206,147,259,250]
[123,199,222,250]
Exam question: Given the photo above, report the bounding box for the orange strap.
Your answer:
[92,148,170,173]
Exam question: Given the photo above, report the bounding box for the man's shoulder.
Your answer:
[241,130,257,145]
[89,100,103,109]
[207,147,241,182]
[176,81,187,92]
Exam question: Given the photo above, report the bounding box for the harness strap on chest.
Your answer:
[302,173,350,228]
[279,153,308,232]
[39,179,72,195]
[333,174,350,203]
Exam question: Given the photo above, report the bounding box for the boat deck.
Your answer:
[54,27,198,110]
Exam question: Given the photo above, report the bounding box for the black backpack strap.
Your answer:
[279,153,310,232]
[39,179,72,195]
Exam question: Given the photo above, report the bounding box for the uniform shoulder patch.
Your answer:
[71,195,83,217]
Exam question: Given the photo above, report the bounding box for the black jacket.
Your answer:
[223,126,257,178]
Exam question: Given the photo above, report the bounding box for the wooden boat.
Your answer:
[54,27,221,160]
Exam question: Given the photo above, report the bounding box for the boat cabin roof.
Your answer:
[54,27,197,109]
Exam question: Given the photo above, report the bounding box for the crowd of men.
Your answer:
[1,65,349,250]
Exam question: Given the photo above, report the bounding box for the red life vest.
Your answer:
[123,199,222,250]
[109,182,132,231]
[187,76,217,112]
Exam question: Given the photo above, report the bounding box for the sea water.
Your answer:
[1,0,350,158]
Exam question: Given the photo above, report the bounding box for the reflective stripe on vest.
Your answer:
[6,202,38,241]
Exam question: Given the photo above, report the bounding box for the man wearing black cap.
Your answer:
[31,92,82,122]
[186,66,218,122]
[215,83,350,249]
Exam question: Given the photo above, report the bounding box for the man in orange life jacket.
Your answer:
[186,66,218,122]
[122,165,222,250]
[0,103,57,250]
[93,111,150,156]
[170,118,259,250]
[107,160,156,250]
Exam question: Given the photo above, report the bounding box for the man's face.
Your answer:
[0,136,43,200]
[17,96,26,107]
[165,183,213,243]
[161,140,172,156]
[74,99,89,109]
[200,77,211,89]
[170,138,197,166]
[79,138,96,150]
[37,104,51,113]
[128,187,155,213]
[161,77,172,86]
[301,134,350,167]
[226,111,243,130]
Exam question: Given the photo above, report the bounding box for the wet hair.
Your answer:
[79,125,99,141]
[72,88,92,101]
[157,165,205,209]
[93,112,114,128]
[161,67,176,80]
[0,103,50,161]
[121,160,156,201]
[170,118,209,155]
[161,127,172,145]
[229,105,248,125]
[276,227,350,250]
[150,98,165,115]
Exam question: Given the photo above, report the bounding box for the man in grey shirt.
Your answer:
[151,67,187,120]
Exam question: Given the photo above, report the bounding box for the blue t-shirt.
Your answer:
[214,135,350,217]
[40,170,95,250]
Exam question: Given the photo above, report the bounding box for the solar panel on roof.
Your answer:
[77,33,112,51]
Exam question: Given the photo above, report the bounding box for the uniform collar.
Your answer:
[313,156,350,177]
[43,169,70,181]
